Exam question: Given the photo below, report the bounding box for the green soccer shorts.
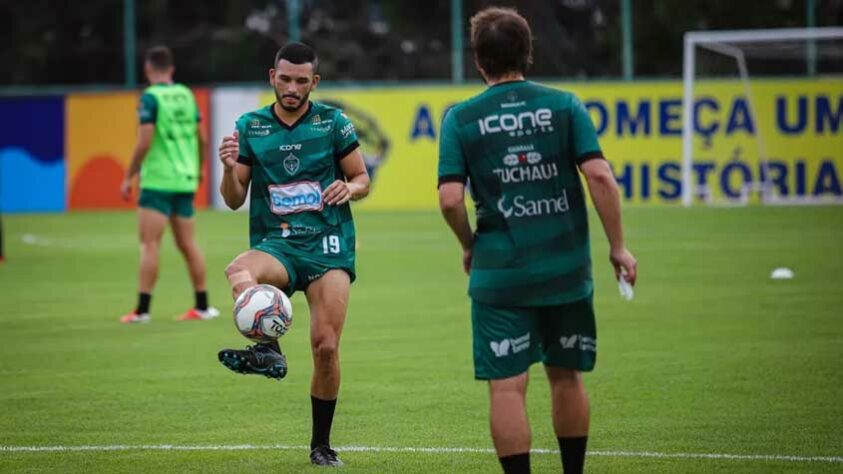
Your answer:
[252,238,356,296]
[138,189,195,218]
[471,294,597,380]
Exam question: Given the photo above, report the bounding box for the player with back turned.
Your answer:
[216,42,369,467]
[119,46,218,324]
[438,8,638,474]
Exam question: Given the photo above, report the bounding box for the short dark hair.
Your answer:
[470,7,532,79]
[145,46,174,71]
[274,42,319,71]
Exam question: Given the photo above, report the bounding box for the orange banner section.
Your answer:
[66,88,210,210]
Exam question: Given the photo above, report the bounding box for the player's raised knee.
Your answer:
[225,262,256,296]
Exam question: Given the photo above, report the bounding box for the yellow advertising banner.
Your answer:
[262,79,841,209]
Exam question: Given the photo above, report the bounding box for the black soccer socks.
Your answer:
[499,452,531,474]
[311,396,338,449]
[195,291,208,311]
[558,436,588,473]
[136,292,151,314]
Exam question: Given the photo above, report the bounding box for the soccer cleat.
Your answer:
[310,445,343,467]
[217,343,287,380]
[177,307,220,321]
[120,311,151,324]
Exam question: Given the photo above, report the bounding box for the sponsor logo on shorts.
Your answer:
[478,108,553,137]
[497,190,570,218]
[490,332,531,358]
[269,181,323,215]
[559,334,596,352]
[307,271,327,283]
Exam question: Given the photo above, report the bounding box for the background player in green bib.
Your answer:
[438,8,638,474]
[119,46,218,324]
[216,43,369,467]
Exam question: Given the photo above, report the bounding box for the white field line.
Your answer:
[0,444,841,463]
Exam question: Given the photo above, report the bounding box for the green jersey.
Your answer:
[137,83,201,193]
[235,102,360,257]
[438,80,604,307]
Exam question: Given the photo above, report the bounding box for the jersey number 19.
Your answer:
[322,235,340,254]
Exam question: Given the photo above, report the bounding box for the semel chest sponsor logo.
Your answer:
[268,181,323,215]
[492,145,559,183]
[497,190,570,218]
[478,108,554,136]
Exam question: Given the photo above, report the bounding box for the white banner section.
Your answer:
[210,88,262,210]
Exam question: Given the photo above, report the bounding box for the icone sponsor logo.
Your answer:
[478,108,553,136]
[497,190,570,218]
[280,143,302,151]
[269,181,323,215]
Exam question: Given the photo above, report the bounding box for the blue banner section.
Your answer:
[0,96,66,212]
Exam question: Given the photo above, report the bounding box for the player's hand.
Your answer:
[119,177,133,201]
[462,247,473,275]
[323,180,352,205]
[219,131,239,170]
[610,247,637,285]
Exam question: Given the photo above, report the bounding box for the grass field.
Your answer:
[1,207,841,473]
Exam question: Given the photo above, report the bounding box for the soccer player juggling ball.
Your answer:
[216,42,369,467]
[438,8,638,474]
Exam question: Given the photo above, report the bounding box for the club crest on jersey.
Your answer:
[283,153,300,175]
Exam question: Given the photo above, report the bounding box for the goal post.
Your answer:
[681,27,843,207]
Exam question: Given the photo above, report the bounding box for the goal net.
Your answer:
[681,28,843,206]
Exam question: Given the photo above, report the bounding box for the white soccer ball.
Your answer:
[233,284,293,342]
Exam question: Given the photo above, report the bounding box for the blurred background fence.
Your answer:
[0,0,840,214]
[3,0,841,90]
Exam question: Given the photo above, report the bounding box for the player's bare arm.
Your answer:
[218,130,251,210]
[438,182,474,274]
[323,148,370,205]
[580,158,638,284]
[121,123,155,200]
[198,123,209,183]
